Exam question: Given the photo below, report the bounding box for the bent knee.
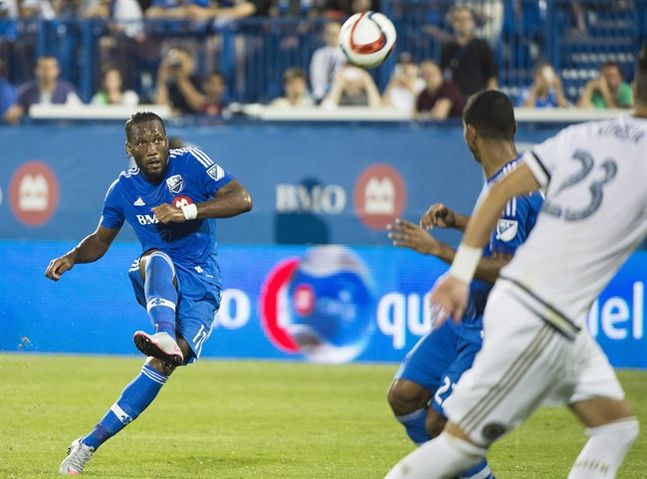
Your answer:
[387,380,430,416]
[425,409,447,438]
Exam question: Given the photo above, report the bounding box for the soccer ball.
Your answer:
[339,11,397,69]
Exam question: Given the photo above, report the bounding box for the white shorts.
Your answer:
[443,280,625,446]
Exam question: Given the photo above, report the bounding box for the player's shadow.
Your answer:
[274,177,331,245]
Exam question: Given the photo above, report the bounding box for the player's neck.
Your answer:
[480,141,517,178]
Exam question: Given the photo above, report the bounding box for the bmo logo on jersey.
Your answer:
[136,214,158,225]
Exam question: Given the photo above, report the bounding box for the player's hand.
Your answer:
[45,253,76,281]
[420,203,456,229]
[387,218,440,255]
[429,273,469,327]
[152,203,185,224]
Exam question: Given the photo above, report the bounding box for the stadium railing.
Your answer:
[1,0,644,106]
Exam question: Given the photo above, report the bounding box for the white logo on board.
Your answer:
[364,177,395,214]
[19,174,49,211]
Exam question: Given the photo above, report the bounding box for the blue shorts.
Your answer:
[128,256,222,364]
[394,319,483,416]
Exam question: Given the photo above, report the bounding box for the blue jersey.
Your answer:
[464,157,544,324]
[100,147,234,287]
[396,157,544,418]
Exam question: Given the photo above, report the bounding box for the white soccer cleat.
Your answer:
[59,437,94,475]
[133,331,184,366]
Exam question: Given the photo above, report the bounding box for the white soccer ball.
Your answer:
[339,11,397,69]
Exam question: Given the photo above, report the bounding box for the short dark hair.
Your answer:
[463,90,516,141]
[125,111,165,141]
[636,42,647,106]
[283,67,307,84]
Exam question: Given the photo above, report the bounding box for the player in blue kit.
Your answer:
[45,111,252,475]
[386,90,543,479]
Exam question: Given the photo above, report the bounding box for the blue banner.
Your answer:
[0,123,561,245]
[1,241,645,368]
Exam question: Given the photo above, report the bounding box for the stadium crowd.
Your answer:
[0,0,641,124]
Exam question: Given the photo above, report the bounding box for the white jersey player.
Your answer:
[385,44,647,479]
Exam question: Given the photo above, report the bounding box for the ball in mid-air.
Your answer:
[339,11,397,69]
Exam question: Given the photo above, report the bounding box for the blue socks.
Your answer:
[144,252,177,339]
[395,408,431,445]
[460,458,495,478]
[82,364,168,449]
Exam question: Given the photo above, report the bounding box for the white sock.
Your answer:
[385,432,486,479]
[568,417,639,479]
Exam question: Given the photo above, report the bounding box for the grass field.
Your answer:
[1,354,645,479]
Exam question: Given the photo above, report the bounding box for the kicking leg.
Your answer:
[133,251,183,365]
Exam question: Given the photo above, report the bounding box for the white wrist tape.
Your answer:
[181,203,198,220]
[449,244,482,284]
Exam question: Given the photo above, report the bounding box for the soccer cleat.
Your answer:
[59,437,94,475]
[133,331,183,366]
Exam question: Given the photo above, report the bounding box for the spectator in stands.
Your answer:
[520,62,568,108]
[323,0,376,19]
[322,65,381,108]
[309,21,344,104]
[16,0,57,19]
[16,56,82,115]
[382,53,425,115]
[145,0,213,20]
[183,0,271,21]
[271,67,314,108]
[440,5,498,99]
[199,71,228,116]
[461,0,504,48]
[0,58,21,124]
[83,0,144,39]
[91,65,139,106]
[415,60,464,120]
[155,47,205,115]
[577,61,634,109]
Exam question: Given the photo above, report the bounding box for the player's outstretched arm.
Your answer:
[388,218,449,255]
[152,179,253,224]
[419,203,469,231]
[45,225,120,281]
[388,218,512,283]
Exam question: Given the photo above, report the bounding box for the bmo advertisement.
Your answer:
[1,242,645,368]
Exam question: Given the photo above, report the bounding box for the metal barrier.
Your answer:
[0,0,644,105]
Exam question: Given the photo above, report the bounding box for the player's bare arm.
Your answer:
[388,218,512,283]
[419,203,469,231]
[45,225,120,281]
[430,164,540,323]
[152,179,253,224]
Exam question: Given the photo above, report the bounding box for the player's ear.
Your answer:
[125,140,132,157]
[464,123,476,142]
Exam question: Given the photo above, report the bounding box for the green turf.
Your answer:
[0,354,645,478]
